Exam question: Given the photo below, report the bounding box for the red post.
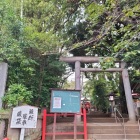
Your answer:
[3,138,9,140]
[83,108,87,140]
[42,109,47,140]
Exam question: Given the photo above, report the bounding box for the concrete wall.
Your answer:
[24,116,42,140]
[0,113,9,139]
[7,123,20,140]
[24,115,53,140]
[6,116,43,140]
[0,120,6,139]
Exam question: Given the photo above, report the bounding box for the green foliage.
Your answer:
[84,72,120,111]
[63,80,75,89]
[63,0,140,98]
[3,84,33,107]
[0,109,10,113]
[67,0,140,71]
[24,54,67,108]
[86,2,105,22]
[129,69,140,93]
[92,79,108,112]
[1,0,139,110]
[100,57,115,70]
[0,0,67,109]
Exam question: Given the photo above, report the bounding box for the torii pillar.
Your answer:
[60,57,136,123]
[121,62,136,123]
[75,61,81,122]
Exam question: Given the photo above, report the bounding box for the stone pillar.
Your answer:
[75,61,81,122]
[0,63,8,109]
[121,62,136,122]
[75,61,81,90]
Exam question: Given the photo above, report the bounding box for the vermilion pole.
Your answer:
[42,112,86,140]
[83,108,87,140]
[3,138,9,140]
[42,109,47,140]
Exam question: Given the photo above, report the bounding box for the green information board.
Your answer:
[50,89,81,113]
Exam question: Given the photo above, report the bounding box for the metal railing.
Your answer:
[138,117,140,132]
[114,106,126,139]
[135,111,140,133]
[135,112,140,139]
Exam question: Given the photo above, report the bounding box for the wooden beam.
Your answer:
[80,68,123,72]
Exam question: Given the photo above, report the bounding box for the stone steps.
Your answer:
[88,129,139,134]
[46,135,140,140]
[88,134,140,139]
[56,116,129,123]
[55,139,140,140]
[46,122,140,140]
[46,111,140,140]
[87,118,129,123]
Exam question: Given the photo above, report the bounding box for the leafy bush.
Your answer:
[3,84,33,107]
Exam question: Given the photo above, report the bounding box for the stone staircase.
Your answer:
[87,123,140,140]
[46,122,140,140]
[46,112,140,140]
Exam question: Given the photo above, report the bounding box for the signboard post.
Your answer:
[20,128,25,140]
[10,105,38,140]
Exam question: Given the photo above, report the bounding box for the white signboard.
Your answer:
[10,105,38,128]
[53,97,61,108]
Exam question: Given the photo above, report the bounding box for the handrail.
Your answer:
[138,117,140,132]
[135,111,140,133]
[114,106,126,139]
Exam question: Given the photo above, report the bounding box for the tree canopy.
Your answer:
[0,0,68,108]
[68,0,140,66]
[0,0,139,108]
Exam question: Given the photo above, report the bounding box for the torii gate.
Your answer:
[60,57,136,123]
